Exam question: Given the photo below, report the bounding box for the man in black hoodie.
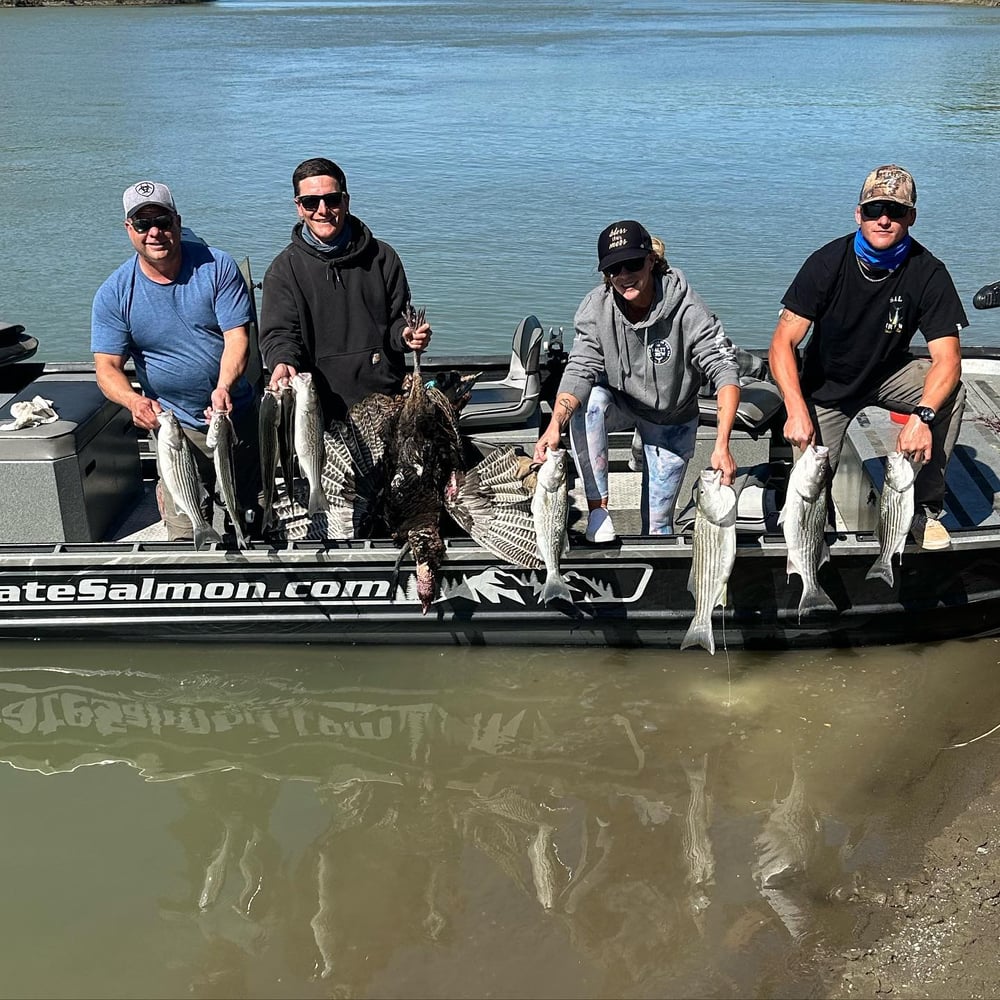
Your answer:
[260,157,432,423]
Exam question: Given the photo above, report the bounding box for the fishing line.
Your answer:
[721,605,732,709]
[943,719,1000,749]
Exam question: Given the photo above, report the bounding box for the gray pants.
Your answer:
[154,404,262,541]
[809,357,965,519]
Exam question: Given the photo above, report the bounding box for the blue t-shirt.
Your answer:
[91,241,254,429]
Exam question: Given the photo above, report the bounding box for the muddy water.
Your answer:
[1,638,998,998]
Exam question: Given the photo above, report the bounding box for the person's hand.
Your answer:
[896,416,933,464]
[533,421,562,464]
[782,409,815,451]
[268,362,298,390]
[206,387,232,421]
[129,394,163,431]
[710,445,737,486]
[403,320,432,353]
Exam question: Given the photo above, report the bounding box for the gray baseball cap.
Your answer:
[122,181,177,219]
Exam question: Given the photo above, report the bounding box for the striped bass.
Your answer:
[156,410,220,551]
[310,849,336,979]
[206,409,248,550]
[531,448,573,605]
[753,762,819,889]
[198,824,233,911]
[277,382,296,501]
[258,388,281,533]
[866,451,915,587]
[681,754,716,914]
[528,823,558,911]
[291,373,329,517]
[779,445,836,621]
[681,468,737,654]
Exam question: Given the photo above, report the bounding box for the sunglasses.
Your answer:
[860,201,911,221]
[605,256,648,277]
[129,213,175,234]
[295,191,346,212]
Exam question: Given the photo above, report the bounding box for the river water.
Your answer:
[2,1,1000,997]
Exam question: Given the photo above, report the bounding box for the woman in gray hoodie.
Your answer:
[533,220,740,542]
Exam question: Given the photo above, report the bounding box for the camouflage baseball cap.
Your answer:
[858,165,916,207]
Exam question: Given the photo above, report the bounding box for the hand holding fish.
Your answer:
[207,386,233,420]
[128,393,163,431]
[267,362,298,392]
[709,443,737,486]
[533,421,564,464]
[533,391,578,463]
[781,405,816,451]
[895,416,932,465]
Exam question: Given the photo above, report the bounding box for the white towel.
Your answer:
[0,396,59,431]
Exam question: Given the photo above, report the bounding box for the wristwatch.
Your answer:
[913,405,936,425]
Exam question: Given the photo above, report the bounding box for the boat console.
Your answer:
[0,373,143,544]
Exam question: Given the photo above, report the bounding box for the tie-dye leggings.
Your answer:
[569,385,698,535]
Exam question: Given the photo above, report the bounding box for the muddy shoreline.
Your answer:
[820,683,1000,999]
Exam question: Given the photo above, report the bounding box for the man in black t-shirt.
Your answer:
[768,164,967,550]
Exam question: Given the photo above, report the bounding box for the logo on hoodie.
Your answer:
[648,339,672,365]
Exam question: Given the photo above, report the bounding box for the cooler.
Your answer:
[0,374,143,543]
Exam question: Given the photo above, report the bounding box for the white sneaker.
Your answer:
[585,508,617,543]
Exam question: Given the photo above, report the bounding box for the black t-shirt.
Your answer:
[782,234,968,405]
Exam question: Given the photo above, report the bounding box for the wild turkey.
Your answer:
[271,305,541,607]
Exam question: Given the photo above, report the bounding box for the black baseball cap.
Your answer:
[597,220,653,272]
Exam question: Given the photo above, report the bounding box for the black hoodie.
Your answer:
[260,215,412,422]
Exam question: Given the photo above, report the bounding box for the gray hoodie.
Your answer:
[558,267,739,425]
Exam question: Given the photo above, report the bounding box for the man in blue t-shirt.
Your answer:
[92,180,261,542]
[768,164,967,550]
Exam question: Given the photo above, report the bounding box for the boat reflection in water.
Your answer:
[0,643,993,996]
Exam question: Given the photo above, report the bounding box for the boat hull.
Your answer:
[3,534,997,648]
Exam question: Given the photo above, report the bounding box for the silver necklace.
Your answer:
[856,256,891,284]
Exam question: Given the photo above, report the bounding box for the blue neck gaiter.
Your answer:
[854,229,912,271]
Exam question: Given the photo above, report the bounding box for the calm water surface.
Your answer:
[2,0,1000,358]
[1,639,999,998]
[3,2,1000,996]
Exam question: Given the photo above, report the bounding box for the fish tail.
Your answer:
[681,617,716,655]
[865,556,894,587]
[541,573,574,606]
[797,583,836,620]
[193,523,222,551]
[308,486,330,517]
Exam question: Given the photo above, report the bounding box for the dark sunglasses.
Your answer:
[295,191,346,211]
[129,213,175,234]
[605,256,647,277]
[860,201,910,221]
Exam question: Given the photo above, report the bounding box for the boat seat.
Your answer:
[0,321,39,368]
[697,376,785,435]
[459,316,544,430]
